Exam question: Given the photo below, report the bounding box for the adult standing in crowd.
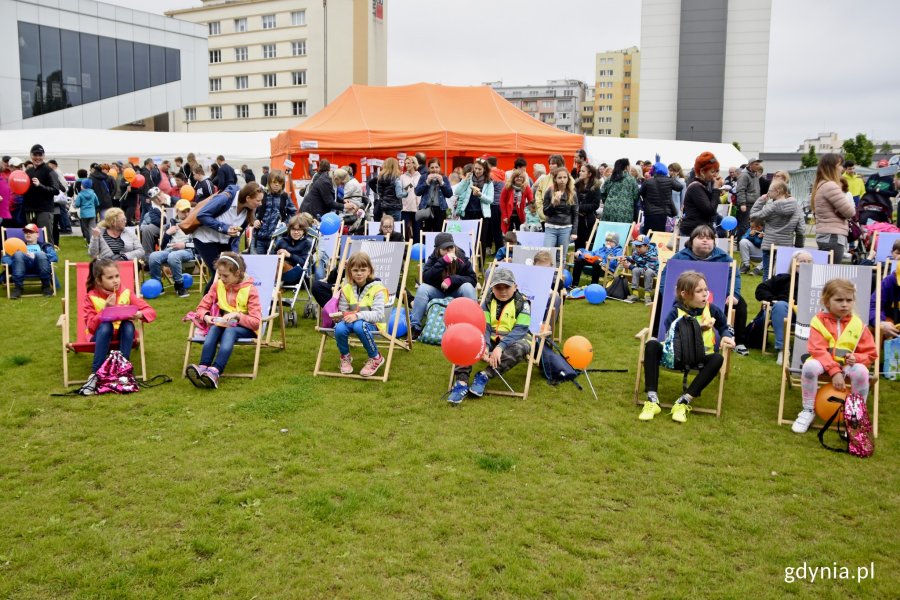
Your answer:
[414,158,453,233]
[811,153,855,264]
[300,160,342,219]
[241,165,256,184]
[500,168,533,234]
[213,155,237,191]
[571,149,587,180]
[542,167,577,251]
[193,164,215,203]
[573,163,601,250]
[735,158,763,238]
[639,160,682,235]
[668,162,686,217]
[461,159,493,252]
[89,164,113,220]
[47,159,71,244]
[534,154,565,223]
[375,158,406,223]
[260,166,270,190]
[399,156,421,242]
[0,156,13,227]
[157,160,173,194]
[23,143,56,232]
[680,152,721,236]
[600,158,639,224]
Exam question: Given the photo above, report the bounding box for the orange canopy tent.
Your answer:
[270,83,584,179]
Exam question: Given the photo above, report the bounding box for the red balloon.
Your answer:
[130,173,146,189]
[441,323,486,367]
[444,297,485,333]
[9,170,30,194]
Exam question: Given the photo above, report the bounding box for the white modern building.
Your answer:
[0,0,207,131]
[487,80,587,134]
[166,0,388,133]
[797,132,841,154]
[638,0,771,156]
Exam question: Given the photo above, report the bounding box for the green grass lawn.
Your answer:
[0,236,897,599]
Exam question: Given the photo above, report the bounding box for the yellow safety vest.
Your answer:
[341,281,388,333]
[809,314,864,364]
[485,296,530,342]
[216,280,251,315]
[88,289,131,334]
[677,304,715,354]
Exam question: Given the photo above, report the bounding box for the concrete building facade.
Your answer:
[488,80,587,134]
[587,46,640,138]
[166,0,387,133]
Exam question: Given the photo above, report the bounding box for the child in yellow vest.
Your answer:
[794,278,877,433]
[333,252,388,377]
[187,252,262,389]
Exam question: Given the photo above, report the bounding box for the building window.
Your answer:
[559,113,570,120]
[291,40,307,56]
[529,90,539,96]
[624,72,630,77]
[209,49,221,64]
[235,75,248,90]
[208,21,221,36]
[236,104,249,119]
[292,70,307,86]
[624,83,630,89]
[209,77,221,92]
[210,106,222,120]
[624,95,630,101]
[609,71,614,76]
[563,90,573,97]
[292,100,306,116]
[291,10,306,26]
[263,102,277,117]
[263,73,277,88]
[234,18,248,32]
[606,105,612,110]
[262,14,276,29]
[262,43,276,59]
[235,47,248,62]
[185,107,196,122]
[624,118,630,124]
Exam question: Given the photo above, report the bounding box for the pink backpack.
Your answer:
[95,350,139,395]
[818,391,874,458]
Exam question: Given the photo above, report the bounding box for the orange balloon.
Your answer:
[180,185,196,201]
[563,335,593,370]
[123,168,136,182]
[4,238,27,256]
[109,168,119,179]
[815,384,847,424]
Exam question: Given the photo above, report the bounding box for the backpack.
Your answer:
[93,350,139,395]
[540,341,583,389]
[818,391,874,458]
[661,313,706,371]
[418,297,453,345]
[605,275,630,300]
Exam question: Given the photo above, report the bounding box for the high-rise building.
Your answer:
[166,0,387,133]
[638,0,771,155]
[587,47,640,138]
[487,80,587,134]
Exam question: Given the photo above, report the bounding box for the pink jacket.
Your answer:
[813,181,855,235]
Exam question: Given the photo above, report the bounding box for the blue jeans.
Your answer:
[148,248,194,286]
[543,227,572,252]
[282,265,307,286]
[334,320,379,358]
[91,320,135,372]
[410,282,477,329]
[761,248,771,282]
[771,300,789,350]
[9,250,52,286]
[253,237,271,255]
[200,325,255,373]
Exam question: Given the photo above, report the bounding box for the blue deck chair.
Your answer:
[2,226,57,298]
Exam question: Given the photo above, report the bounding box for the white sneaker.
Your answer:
[776,351,783,366]
[791,409,815,433]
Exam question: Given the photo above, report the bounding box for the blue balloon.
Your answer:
[181,274,194,289]
[141,279,163,299]
[410,243,425,261]
[319,212,341,236]
[388,307,408,337]
[562,269,573,289]
[585,283,607,305]
[720,215,738,232]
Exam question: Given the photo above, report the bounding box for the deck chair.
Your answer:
[511,231,545,248]
[447,261,560,400]
[313,239,413,382]
[777,262,881,437]
[418,231,476,285]
[149,213,206,291]
[2,226,57,298]
[505,245,565,342]
[870,231,900,262]
[272,233,320,327]
[444,219,484,268]
[633,259,736,417]
[647,230,674,253]
[182,254,286,380]
[579,221,635,283]
[366,220,403,237]
[57,259,147,386]
[317,231,341,275]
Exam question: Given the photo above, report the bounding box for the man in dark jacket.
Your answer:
[639,161,682,234]
[213,155,237,190]
[299,168,342,218]
[23,144,56,231]
[241,165,256,183]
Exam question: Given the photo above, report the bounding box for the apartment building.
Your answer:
[588,46,640,138]
[166,0,387,133]
[487,80,587,134]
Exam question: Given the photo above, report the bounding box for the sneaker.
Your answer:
[734,344,749,356]
[671,402,692,423]
[469,372,490,397]
[447,381,468,405]
[792,409,815,433]
[79,373,98,396]
[339,354,353,374]
[410,327,422,342]
[644,296,654,306]
[625,294,640,303]
[42,283,53,297]
[199,366,220,389]
[175,285,190,298]
[739,264,750,274]
[10,286,22,300]
[360,354,385,377]
[186,364,208,388]
[638,400,661,421]
[752,266,763,276]
[776,351,784,366]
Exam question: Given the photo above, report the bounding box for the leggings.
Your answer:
[643,339,724,397]
[801,360,869,410]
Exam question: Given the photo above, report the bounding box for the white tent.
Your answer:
[582,136,748,173]
[0,128,279,172]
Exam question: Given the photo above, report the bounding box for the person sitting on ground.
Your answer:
[494,230,519,262]
[332,252,388,378]
[409,232,478,339]
[147,199,196,298]
[89,208,144,262]
[74,178,100,244]
[447,267,532,405]
[793,278,877,433]
[754,250,813,365]
[638,270,735,423]
[738,217,765,275]
[570,231,623,287]
[3,222,57,298]
[625,234,659,305]
[274,213,315,287]
[139,187,168,257]
[252,170,295,255]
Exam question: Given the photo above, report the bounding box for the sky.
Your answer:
[102,0,900,152]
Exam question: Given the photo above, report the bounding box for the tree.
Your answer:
[731,141,742,151]
[801,147,818,169]
[879,141,893,155]
[841,133,875,167]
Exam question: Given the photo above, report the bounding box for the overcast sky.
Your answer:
[104,0,899,152]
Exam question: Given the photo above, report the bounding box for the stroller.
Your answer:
[267,222,319,326]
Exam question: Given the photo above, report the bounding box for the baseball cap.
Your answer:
[146,187,161,199]
[632,234,650,246]
[30,144,45,155]
[491,268,517,287]
[434,232,455,250]
[175,199,192,211]
[23,223,40,234]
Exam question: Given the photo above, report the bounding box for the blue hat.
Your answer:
[632,234,650,246]
[652,154,668,176]
[82,178,93,189]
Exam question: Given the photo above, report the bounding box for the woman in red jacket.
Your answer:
[499,169,533,233]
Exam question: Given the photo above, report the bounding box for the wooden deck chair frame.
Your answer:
[58,259,146,386]
[633,259,737,417]
[2,226,57,298]
[418,230,476,285]
[869,231,900,262]
[759,247,833,354]
[182,254,286,380]
[313,239,413,382]
[611,230,672,296]
[776,262,881,437]
[446,261,560,400]
[580,221,635,283]
[504,245,566,342]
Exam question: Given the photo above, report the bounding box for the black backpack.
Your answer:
[541,341,583,389]
[661,312,706,371]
